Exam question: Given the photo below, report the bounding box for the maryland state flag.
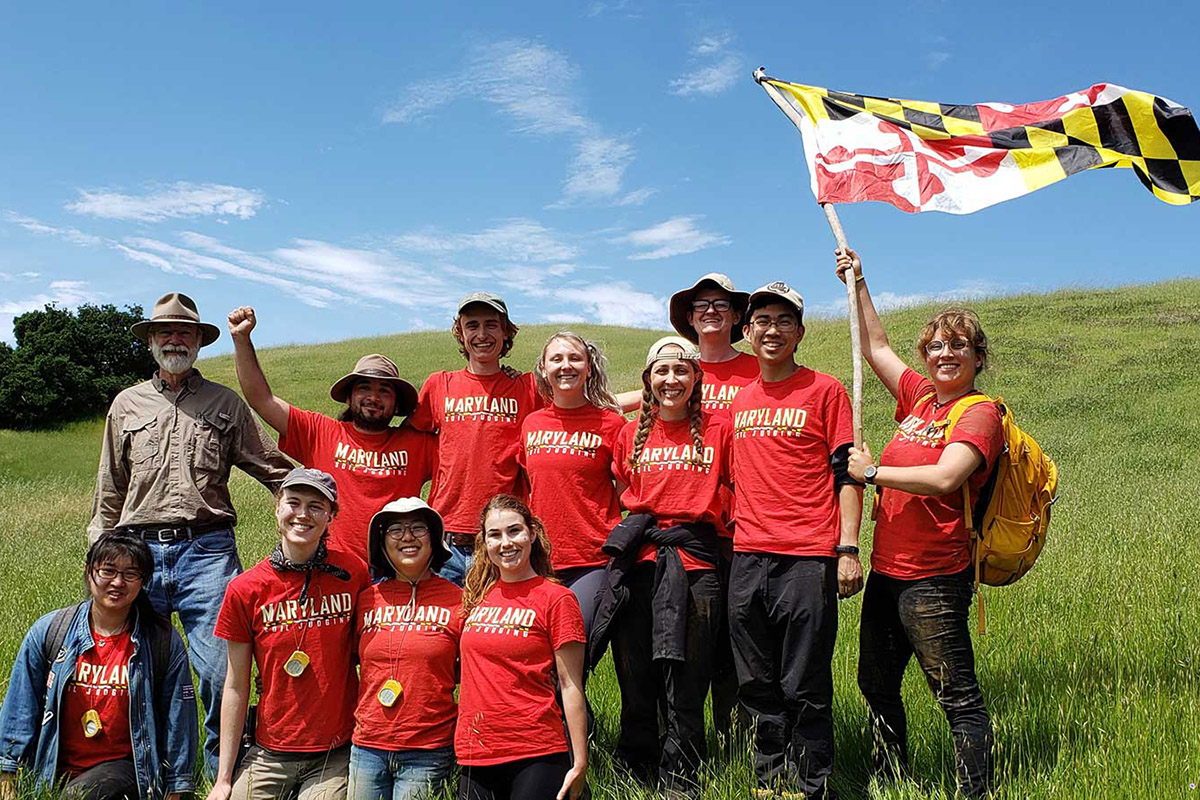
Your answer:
[756,73,1200,214]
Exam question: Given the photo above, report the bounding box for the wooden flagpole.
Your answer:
[755,67,863,447]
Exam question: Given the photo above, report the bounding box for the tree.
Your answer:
[0,304,154,429]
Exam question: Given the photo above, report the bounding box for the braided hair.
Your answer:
[628,363,708,469]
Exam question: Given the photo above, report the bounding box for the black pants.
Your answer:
[458,752,571,800]
[728,553,837,797]
[611,563,721,792]
[710,538,741,743]
[63,758,138,800]
[857,569,993,798]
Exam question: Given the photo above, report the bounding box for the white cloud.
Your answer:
[385,40,646,207]
[0,280,103,343]
[804,280,1007,318]
[554,281,666,327]
[555,137,638,207]
[670,54,743,97]
[620,216,732,260]
[392,218,579,263]
[924,51,952,70]
[693,33,733,56]
[670,32,743,98]
[65,182,265,222]
[4,211,104,246]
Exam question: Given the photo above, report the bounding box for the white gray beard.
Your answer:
[152,343,197,375]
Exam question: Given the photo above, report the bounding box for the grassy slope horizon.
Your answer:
[1,279,1199,799]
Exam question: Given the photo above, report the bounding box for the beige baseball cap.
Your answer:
[746,280,805,322]
[668,273,751,344]
[643,335,701,369]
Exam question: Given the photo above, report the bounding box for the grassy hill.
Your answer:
[2,280,1199,799]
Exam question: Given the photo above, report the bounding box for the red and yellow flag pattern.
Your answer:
[759,77,1200,214]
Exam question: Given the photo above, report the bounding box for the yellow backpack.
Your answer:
[938,394,1059,632]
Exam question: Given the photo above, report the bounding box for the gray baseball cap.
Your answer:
[457,291,509,317]
[279,468,338,504]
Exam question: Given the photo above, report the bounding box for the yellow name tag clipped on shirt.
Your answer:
[377,679,403,707]
[283,650,310,677]
[82,709,102,738]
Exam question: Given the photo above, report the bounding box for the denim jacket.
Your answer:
[0,601,197,798]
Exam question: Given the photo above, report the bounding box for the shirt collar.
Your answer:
[152,368,203,393]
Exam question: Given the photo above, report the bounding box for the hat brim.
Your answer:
[329,373,419,415]
[668,280,750,345]
[457,298,509,318]
[130,320,220,347]
[367,507,450,574]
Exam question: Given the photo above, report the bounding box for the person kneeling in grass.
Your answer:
[206,468,369,800]
[455,495,587,800]
[349,498,461,800]
[0,532,197,800]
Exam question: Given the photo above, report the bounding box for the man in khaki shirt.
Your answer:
[88,293,292,778]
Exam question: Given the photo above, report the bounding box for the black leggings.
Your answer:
[458,752,571,800]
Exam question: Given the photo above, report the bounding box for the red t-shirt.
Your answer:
[612,414,733,570]
[279,408,437,559]
[872,368,1004,579]
[353,577,463,750]
[519,405,626,570]
[730,367,854,557]
[698,352,760,534]
[408,369,542,532]
[58,626,134,777]
[699,352,760,420]
[455,577,584,766]
[215,550,370,753]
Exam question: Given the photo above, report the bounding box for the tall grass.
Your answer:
[2,282,1199,798]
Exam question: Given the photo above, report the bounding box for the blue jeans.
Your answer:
[143,527,242,780]
[348,744,454,800]
[436,539,473,587]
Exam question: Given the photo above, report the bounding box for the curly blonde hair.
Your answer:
[533,331,620,412]
[461,494,557,616]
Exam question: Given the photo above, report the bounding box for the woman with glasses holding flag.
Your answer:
[349,498,462,800]
[0,532,197,800]
[836,248,1003,798]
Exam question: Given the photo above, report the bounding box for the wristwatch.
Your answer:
[835,545,860,556]
[863,465,878,485]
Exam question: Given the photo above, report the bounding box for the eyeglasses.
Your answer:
[750,316,798,332]
[385,523,431,540]
[691,299,733,313]
[93,566,144,583]
[924,339,972,356]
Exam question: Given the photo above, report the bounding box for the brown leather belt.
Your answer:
[449,532,476,550]
[125,521,232,543]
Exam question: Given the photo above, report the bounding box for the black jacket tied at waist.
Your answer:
[588,513,719,668]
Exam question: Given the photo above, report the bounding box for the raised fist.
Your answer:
[227,306,257,338]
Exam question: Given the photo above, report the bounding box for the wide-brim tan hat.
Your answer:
[668,273,751,345]
[329,354,419,415]
[368,497,450,574]
[130,292,221,347]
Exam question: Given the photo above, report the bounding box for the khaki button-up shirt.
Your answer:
[88,370,294,541]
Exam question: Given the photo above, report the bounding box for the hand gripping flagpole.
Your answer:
[755,67,863,447]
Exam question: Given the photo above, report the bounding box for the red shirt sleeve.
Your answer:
[895,368,935,423]
[214,579,253,644]
[824,379,855,451]
[278,406,322,464]
[611,422,633,487]
[715,416,734,489]
[547,590,585,650]
[949,401,1004,472]
[408,372,442,433]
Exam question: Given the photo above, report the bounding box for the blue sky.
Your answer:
[2,0,1197,350]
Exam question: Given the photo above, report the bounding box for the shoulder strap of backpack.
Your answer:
[42,602,85,665]
[943,394,994,439]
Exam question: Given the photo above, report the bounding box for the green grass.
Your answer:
[3,282,1200,798]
